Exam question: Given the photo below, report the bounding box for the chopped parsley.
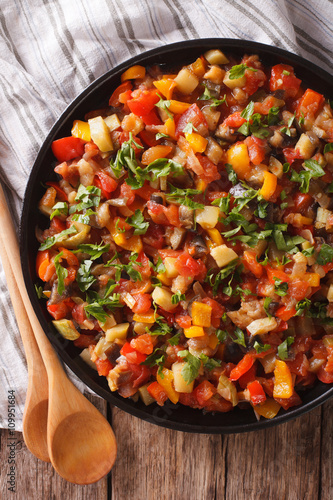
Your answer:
[126,209,149,235]
[229,63,257,80]
[54,252,68,296]
[171,291,186,304]
[50,201,68,220]
[76,242,110,260]
[76,260,96,292]
[277,337,294,360]
[39,225,78,251]
[166,184,204,210]
[316,243,333,266]
[290,159,325,193]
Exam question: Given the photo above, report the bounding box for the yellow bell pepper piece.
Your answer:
[133,310,156,323]
[184,326,205,338]
[191,302,212,327]
[254,398,281,419]
[71,120,91,142]
[153,79,177,100]
[208,334,219,350]
[260,171,278,201]
[157,368,179,404]
[303,272,321,287]
[206,228,224,246]
[161,117,176,140]
[121,65,146,82]
[273,360,293,399]
[168,100,191,114]
[226,142,251,180]
[195,178,208,192]
[156,273,173,286]
[191,57,206,77]
[106,220,143,253]
[185,132,208,153]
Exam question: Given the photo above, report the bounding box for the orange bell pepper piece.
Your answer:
[153,79,177,100]
[260,171,278,201]
[121,65,146,82]
[273,360,293,399]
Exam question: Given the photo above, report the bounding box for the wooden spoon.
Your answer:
[0,242,49,462]
[0,185,117,484]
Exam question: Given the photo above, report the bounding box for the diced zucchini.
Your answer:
[223,70,246,89]
[172,362,194,393]
[195,206,220,229]
[315,207,332,229]
[105,323,130,343]
[259,352,276,374]
[152,286,177,312]
[164,257,179,278]
[88,116,113,152]
[122,293,136,309]
[174,68,199,94]
[247,317,277,337]
[204,49,229,65]
[98,313,116,332]
[268,156,283,178]
[93,337,114,359]
[79,348,97,370]
[104,113,121,132]
[295,133,316,159]
[138,384,155,405]
[59,222,91,249]
[52,319,80,340]
[210,244,238,268]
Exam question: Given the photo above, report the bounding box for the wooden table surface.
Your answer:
[1,394,332,500]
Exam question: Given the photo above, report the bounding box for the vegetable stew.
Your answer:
[35,48,333,420]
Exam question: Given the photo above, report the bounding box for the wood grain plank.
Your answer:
[111,406,226,500]
[224,407,322,500]
[320,399,333,499]
[0,394,108,500]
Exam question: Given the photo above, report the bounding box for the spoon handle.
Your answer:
[0,186,49,461]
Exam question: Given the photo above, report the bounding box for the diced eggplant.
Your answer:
[170,227,186,250]
[150,192,166,205]
[268,301,280,316]
[190,235,208,258]
[105,343,122,364]
[229,182,248,198]
[179,205,194,229]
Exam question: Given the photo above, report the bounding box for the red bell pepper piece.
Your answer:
[109,81,132,107]
[229,354,255,381]
[247,380,267,405]
[120,342,147,364]
[147,381,168,406]
[94,358,113,376]
[275,305,297,322]
[296,88,325,120]
[51,137,85,162]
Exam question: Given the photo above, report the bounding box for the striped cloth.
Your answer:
[0,0,332,431]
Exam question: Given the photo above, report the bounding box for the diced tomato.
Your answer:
[95,358,113,376]
[175,104,208,138]
[175,313,192,329]
[147,200,169,225]
[275,391,302,410]
[72,303,88,325]
[135,251,151,279]
[49,216,67,235]
[283,147,303,164]
[196,154,220,183]
[287,279,309,301]
[242,68,266,95]
[147,381,168,406]
[95,171,118,199]
[243,250,263,278]
[221,111,246,129]
[128,363,151,388]
[269,64,301,98]
[163,203,181,227]
[143,222,165,249]
[174,252,206,280]
[118,131,143,155]
[141,109,163,126]
[293,192,313,214]
[244,136,266,165]
[132,294,152,314]
[139,129,160,147]
[73,334,97,349]
[52,137,86,162]
[127,89,160,116]
[266,265,290,285]
[120,182,135,206]
[45,181,68,202]
[47,299,74,320]
[130,333,154,355]
[134,183,158,201]
[317,365,333,384]
[296,88,325,120]
[204,396,233,413]
[229,354,255,381]
[286,352,309,377]
[194,380,216,406]
[247,380,267,405]
[120,342,147,364]
[109,81,132,107]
